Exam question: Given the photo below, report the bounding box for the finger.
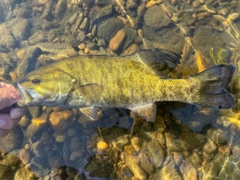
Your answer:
[0,83,22,109]
[10,108,27,119]
[0,128,12,138]
[0,114,20,130]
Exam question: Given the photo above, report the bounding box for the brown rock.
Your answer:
[69,149,83,161]
[109,29,126,52]
[19,149,31,164]
[25,117,47,138]
[121,43,139,56]
[0,126,24,152]
[49,110,73,131]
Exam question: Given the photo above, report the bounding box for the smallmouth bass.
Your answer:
[16,51,235,121]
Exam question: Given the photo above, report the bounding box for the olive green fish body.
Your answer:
[16,51,235,121]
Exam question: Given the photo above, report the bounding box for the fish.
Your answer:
[15,50,235,122]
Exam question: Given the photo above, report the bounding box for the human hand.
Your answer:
[0,82,27,137]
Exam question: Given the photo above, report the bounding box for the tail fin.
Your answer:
[192,64,235,109]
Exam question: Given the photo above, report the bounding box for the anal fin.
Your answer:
[131,103,157,122]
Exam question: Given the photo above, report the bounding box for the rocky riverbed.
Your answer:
[1,0,240,179]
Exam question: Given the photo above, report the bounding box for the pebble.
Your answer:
[11,18,31,40]
[19,148,31,164]
[180,162,198,180]
[146,1,157,9]
[164,132,181,152]
[144,5,172,28]
[121,43,139,56]
[147,139,165,168]
[203,138,217,159]
[0,126,24,152]
[232,139,240,155]
[179,133,206,150]
[16,46,42,79]
[151,159,182,179]
[69,149,83,161]
[126,0,138,9]
[0,24,16,51]
[53,131,67,143]
[25,117,47,138]
[49,110,73,131]
[69,136,82,151]
[125,154,148,180]
[67,127,78,137]
[91,4,113,21]
[140,155,155,175]
[14,167,36,180]
[53,0,67,18]
[96,141,109,152]
[30,157,51,177]
[16,49,26,59]
[97,17,124,42]
[206,128,228,145]
[31,141,46,157]
[131,137,142,152]
[109,29,126,52]
[79,17,88,30]
[84,47,90,54]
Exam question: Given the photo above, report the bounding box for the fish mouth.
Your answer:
[15,83,39,106]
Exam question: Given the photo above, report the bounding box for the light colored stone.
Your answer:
[109,29,126,51]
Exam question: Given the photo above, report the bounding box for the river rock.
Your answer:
[16,45,42,78]
[165,132,182,152]
[125,154,148,179]
[144,5,172,28]
[203,138,217,160]
[53,0,67,18]
[14,166,37,180]
[109,29,126,52]
[49,110,74,131]
[121,43,139,56]
[122,25,137,51]
[91,4,113,22]
[97,17,124,42]
[180,162,198,180]
[0,24,16,51]
[151,159,182,180]
[19,148,31,164]
[206,128,228,145]
[0,126,24,152]
[30,157,51,177]
[25,117,48,138]
[11,18,31,40]
[179,133,206,150]
[147,139,165,168]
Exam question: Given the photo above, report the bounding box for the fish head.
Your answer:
[16,68,76,106]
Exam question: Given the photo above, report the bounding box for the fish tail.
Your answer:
[193,64,235,109]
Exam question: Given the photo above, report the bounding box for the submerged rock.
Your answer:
[0,126,24,152]
[144,5,172,28]
[97,18,124,42]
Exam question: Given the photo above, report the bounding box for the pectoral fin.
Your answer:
[131,103,157,122]
[80,106,98,120]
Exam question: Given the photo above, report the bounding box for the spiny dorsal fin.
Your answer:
[131,103,157,122]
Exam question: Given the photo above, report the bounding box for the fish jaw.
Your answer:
[16,83,44,106]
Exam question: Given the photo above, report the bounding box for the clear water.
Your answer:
[0,0,240,179]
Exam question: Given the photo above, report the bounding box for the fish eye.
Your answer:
[32,79,41,85]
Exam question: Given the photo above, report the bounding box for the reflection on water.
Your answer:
[1,0,240,179]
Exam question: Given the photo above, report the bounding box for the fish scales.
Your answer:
[51,55,165,107]
[16,51,235,122]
